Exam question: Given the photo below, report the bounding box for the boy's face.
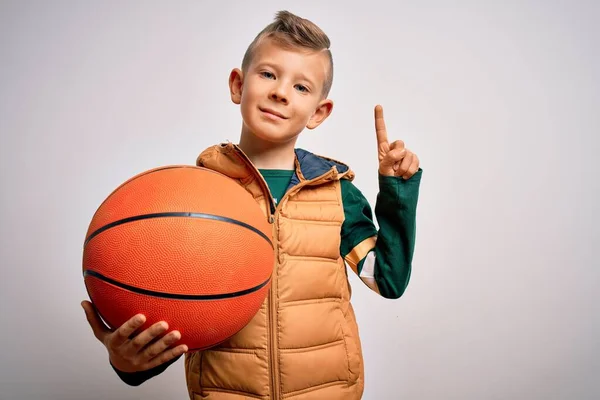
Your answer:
[230,38,333,145]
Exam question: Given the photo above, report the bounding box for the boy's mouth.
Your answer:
[260,107,287,120]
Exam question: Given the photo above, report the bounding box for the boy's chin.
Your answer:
[243,127,301,145]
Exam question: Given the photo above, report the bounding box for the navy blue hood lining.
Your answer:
[287,148,350,190]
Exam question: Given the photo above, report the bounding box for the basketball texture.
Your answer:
[82,165,274,351]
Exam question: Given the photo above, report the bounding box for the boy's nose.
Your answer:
[269,85,289,104]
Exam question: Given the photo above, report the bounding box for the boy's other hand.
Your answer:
[81,300,188,373]
[375,105,420,179]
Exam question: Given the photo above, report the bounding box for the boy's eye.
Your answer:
[261,71,275,79]
[295,84,309,93]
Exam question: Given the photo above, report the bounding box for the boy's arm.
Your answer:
[341,170,422,299]
[111,355,181,386]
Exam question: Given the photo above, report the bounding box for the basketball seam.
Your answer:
[84,212,273,248]
[83,270,271,300]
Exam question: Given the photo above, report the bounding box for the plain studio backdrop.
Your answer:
[1,1,598,399]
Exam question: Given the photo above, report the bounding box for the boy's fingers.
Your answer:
[142,330,181,360]
[147,344,188,370]
[403,155,420,179]
[382,148,407,167]
[108,314,147,349]
[389,140,405,151]
[396,152,413,175]
[128,321,169,353]
[81,300,109,341]
[374,105,388,150]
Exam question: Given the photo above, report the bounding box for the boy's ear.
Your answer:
[306,99,334,130]
[229,68,243,104]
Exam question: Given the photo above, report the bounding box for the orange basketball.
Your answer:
[82,165,274,351]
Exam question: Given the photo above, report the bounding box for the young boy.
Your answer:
[82,10,421,400]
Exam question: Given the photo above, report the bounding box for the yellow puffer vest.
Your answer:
[185,143,364,400]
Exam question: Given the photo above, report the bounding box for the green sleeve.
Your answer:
[339,180,378,258]
[110,355,180,386]
[372,170,422,298]
[340,169,422,299]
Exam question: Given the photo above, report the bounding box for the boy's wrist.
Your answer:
[378,168,422,186]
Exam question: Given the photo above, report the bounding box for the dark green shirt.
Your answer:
[257,169,294,206]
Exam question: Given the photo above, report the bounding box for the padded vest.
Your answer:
[185,143,364,400]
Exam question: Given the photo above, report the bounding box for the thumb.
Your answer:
[81,300,110,342]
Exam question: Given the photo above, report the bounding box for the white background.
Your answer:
[1,1,598,399]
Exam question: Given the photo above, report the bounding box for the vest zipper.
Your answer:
[231,144,277,218]
[269,220,280,399]
[267,169,336,399]
[229,144,337,398]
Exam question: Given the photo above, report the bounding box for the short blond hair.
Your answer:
[241,10,334,97]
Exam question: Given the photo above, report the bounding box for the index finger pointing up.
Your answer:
[374,104,388,147]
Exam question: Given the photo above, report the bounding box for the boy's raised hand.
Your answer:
[375,105,420,179]
[81,300,188,373]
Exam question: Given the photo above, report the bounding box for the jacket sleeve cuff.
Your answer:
[378,168,422,197]
[110,358,177,386]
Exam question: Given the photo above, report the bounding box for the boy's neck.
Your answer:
[238,134,296,170]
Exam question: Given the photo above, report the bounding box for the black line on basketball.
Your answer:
[84,212,273,248]
[83,270,271,300]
